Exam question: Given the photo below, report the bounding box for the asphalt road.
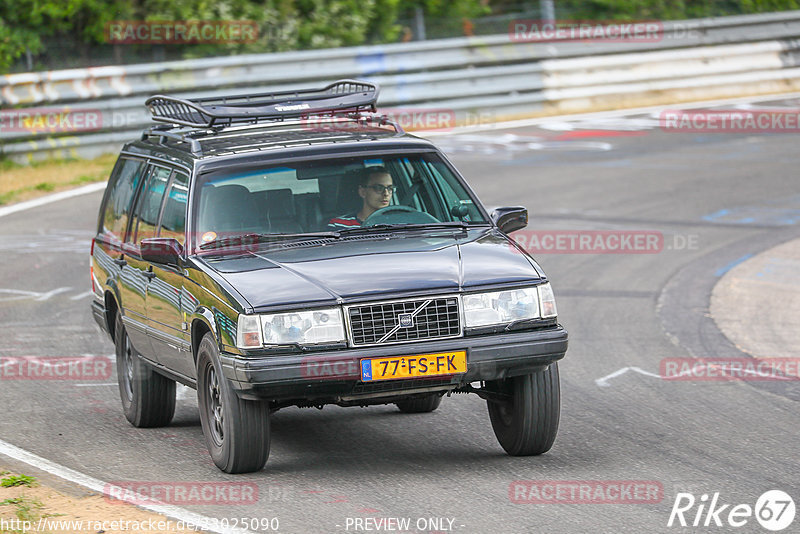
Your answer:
[1,96,799,534]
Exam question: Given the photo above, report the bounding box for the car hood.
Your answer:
[202,228,543,311]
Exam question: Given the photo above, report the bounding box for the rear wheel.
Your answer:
[196,332,270,474]
[115,312,176,428]
[486,363,560,456]
[395,393,443,413]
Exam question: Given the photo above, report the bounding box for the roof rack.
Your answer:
[145,80,379,129]
[141,127,202,154]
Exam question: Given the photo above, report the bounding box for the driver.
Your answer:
[328,166,396,229]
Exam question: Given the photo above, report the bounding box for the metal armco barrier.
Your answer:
[2,11,800,162]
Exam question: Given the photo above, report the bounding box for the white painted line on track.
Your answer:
[35,287,72,301]
[69,290,95,301]
[0,438,257,534]
[0,287,73,302]
[418,91,800,137]
[0,182,107,219]
[0,289,51,302]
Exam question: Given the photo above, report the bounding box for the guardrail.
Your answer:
[2,11,800,162]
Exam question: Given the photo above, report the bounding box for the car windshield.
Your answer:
[192,153,488,249]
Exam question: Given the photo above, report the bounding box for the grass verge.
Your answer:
[0,468,197,533]
[0,155,116,206]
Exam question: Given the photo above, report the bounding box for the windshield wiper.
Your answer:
[338,221,474,235]
[199,231,340,250]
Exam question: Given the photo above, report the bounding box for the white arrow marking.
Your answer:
[595,366,662,387]
[596,362,795,387]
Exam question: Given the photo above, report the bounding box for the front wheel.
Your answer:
[486,363,560,456]
[115,312,176,428]
[196,333,270,474]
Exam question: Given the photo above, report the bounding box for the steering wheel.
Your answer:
[363,205,440,226]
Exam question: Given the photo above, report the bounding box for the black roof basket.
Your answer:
[145,79,379,129]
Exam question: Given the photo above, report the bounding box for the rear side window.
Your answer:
[130,166,172,244]
[159,172,189,246]
[101,158,146,240]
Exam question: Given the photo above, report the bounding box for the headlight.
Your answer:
[462,284,557,327]
[236,308,346,349]
[262,308,345,346]
[463,287,540,327]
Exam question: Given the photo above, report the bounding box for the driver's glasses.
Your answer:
[364,184,396,194]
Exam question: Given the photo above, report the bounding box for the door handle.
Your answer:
[113,258,127,267]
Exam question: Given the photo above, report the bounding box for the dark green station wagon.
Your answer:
[90,80,568,473]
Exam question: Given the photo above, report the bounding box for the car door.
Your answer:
[94,156,147,310]
[145,170,196,379]
[121,163,172,361]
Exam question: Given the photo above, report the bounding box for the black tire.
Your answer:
[395,393,443,413]
[196,333,270,474]
[486,363,560,456]
[115,312,176,428]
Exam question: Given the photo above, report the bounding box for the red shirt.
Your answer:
[327,214,362,229]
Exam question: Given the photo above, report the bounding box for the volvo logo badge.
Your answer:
[398,313,414,328]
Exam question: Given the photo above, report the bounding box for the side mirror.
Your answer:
[450,203,470,219]
[491,206,528,234]
[141,237,183,265]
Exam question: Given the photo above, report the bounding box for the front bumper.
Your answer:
[219,326,568,403]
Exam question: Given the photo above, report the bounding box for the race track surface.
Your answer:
[1,97,798,533]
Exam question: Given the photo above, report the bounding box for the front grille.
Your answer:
[347,297,461,346]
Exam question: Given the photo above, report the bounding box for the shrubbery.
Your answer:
[1,0,798,72]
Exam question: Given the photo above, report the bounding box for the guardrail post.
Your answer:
[414,7,427,41]
[541,0,556,22]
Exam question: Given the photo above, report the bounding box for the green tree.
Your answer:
[5,0,800,73]
[740,0,800,12]
[0,0,133,72]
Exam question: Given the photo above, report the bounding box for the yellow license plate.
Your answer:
[360,351,467,381]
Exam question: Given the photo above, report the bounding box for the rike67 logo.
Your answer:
[668,490,795,531]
